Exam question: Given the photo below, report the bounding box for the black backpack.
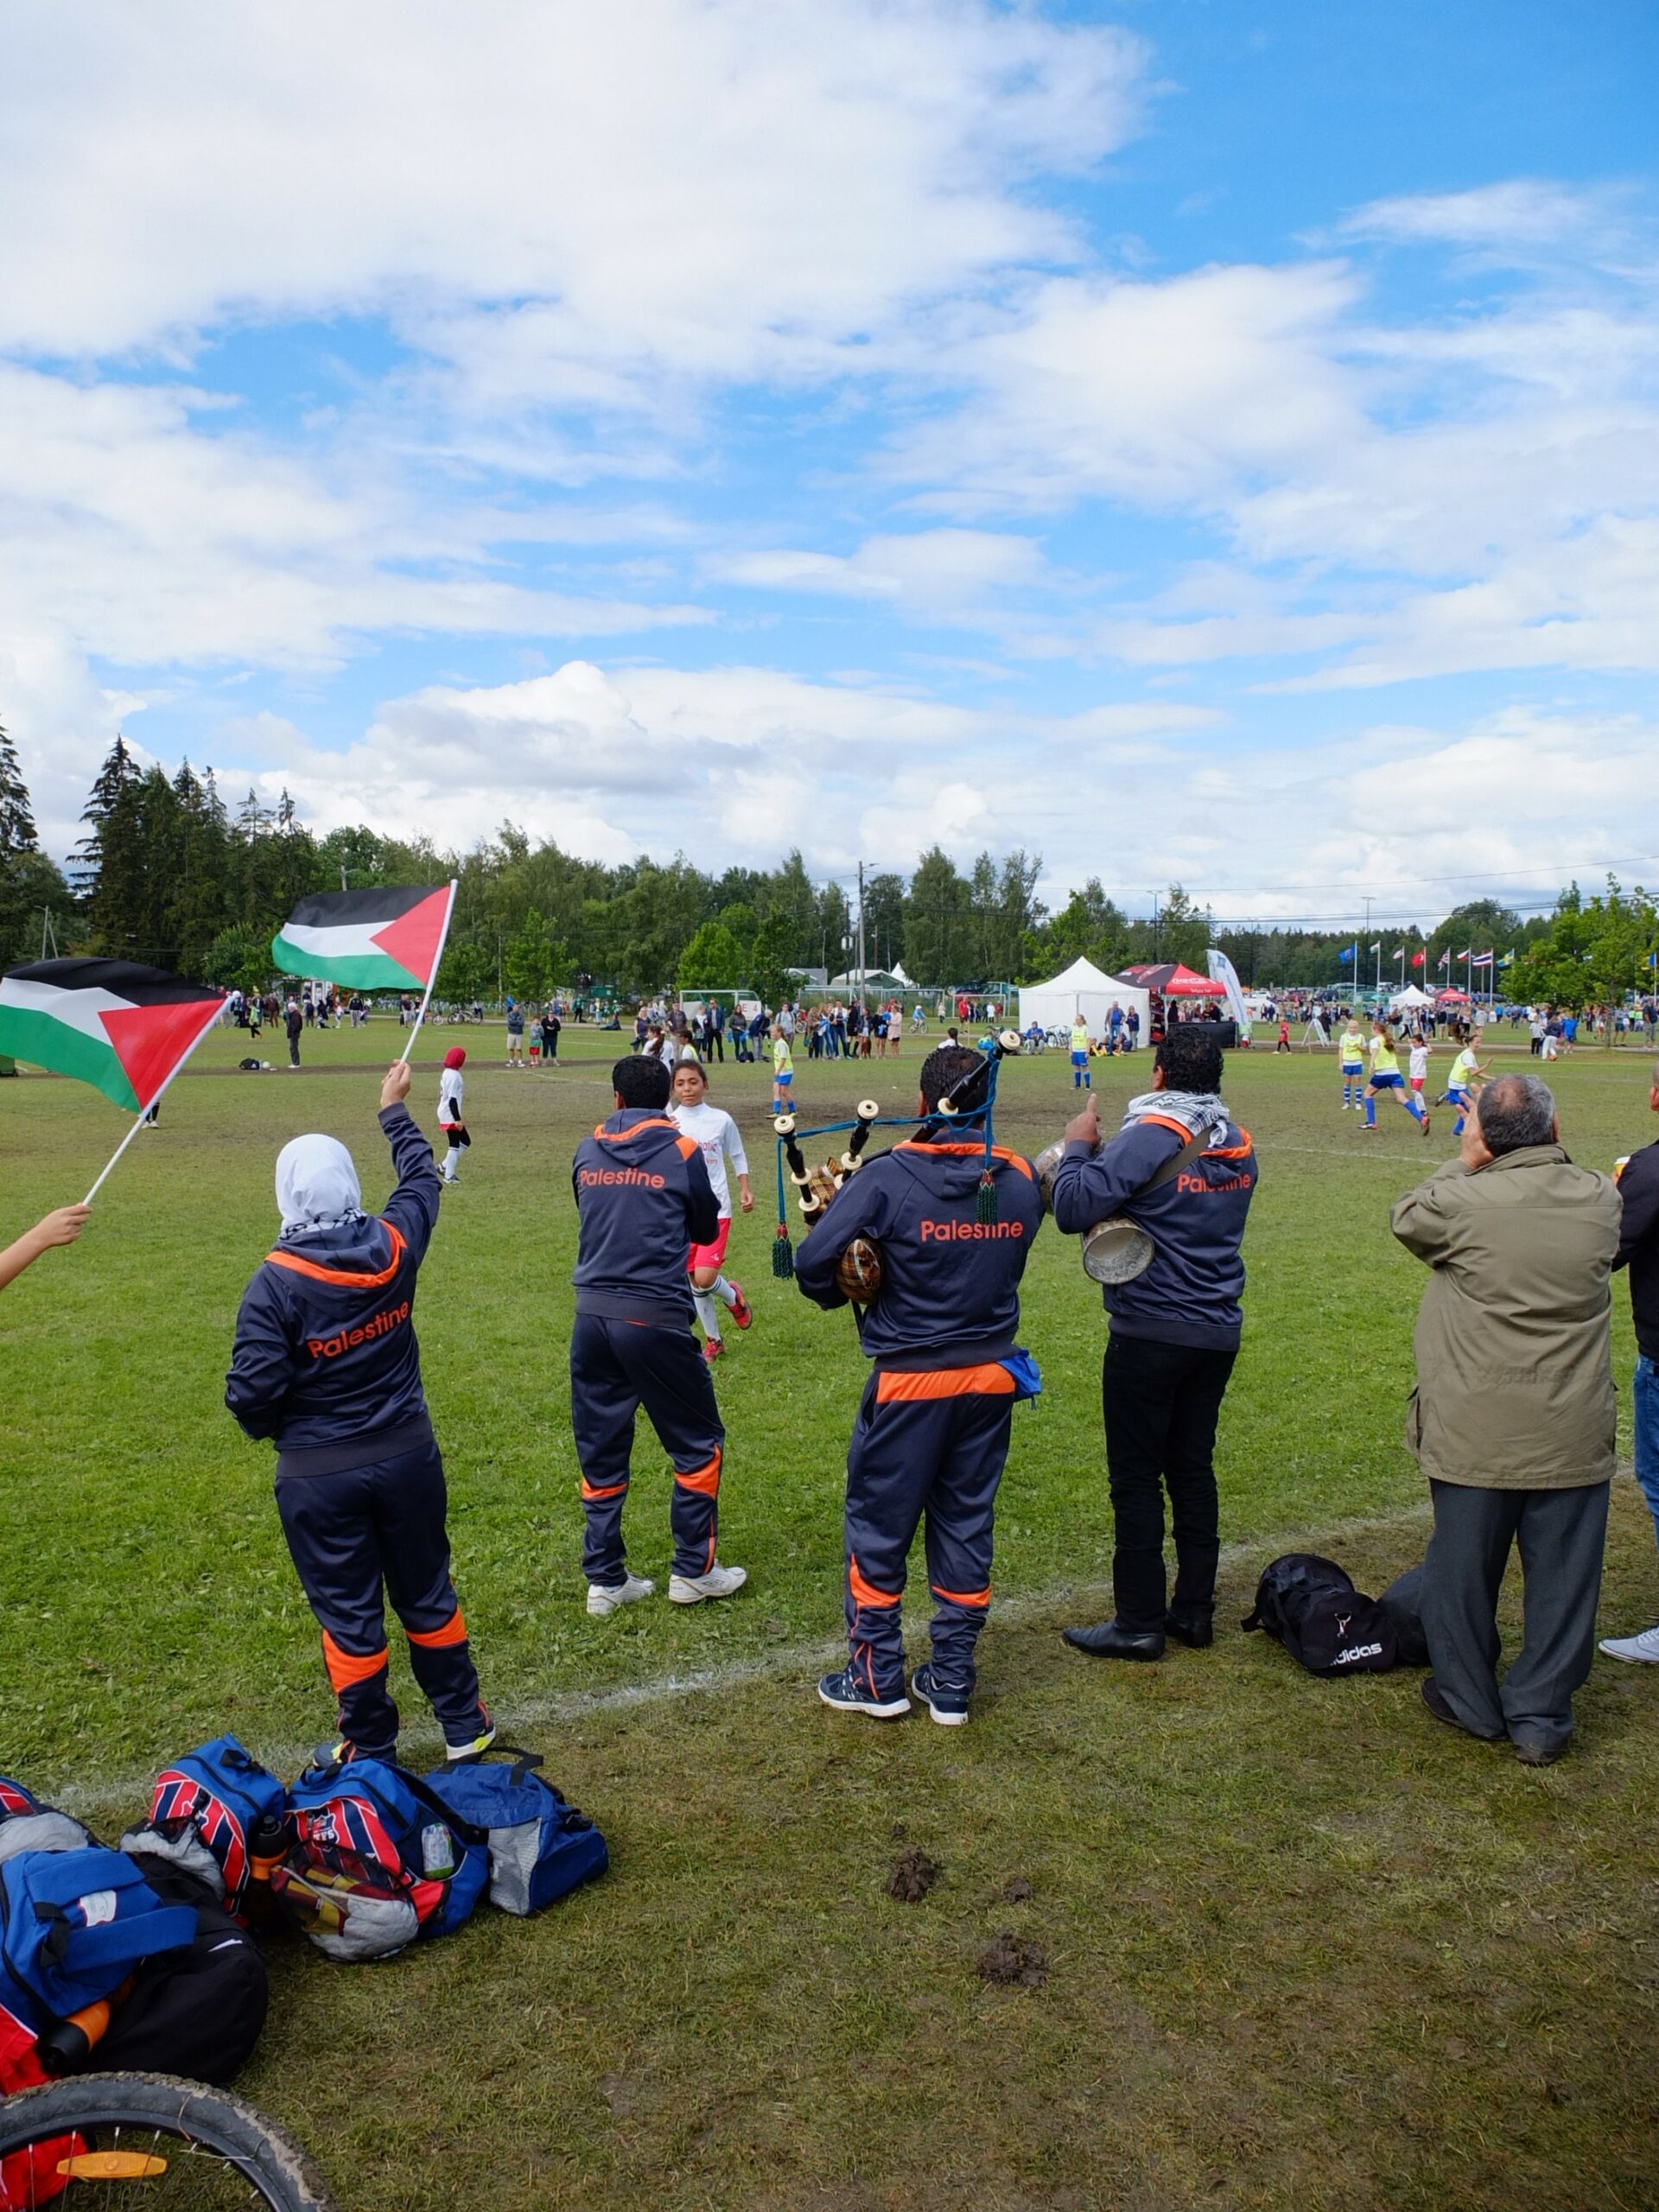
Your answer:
[99,1855,269,2087]
[1242,1554,1397,1677]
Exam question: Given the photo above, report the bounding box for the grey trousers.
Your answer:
[1422,1478,1610,1755]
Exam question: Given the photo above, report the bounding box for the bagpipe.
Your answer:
[771,1029,1024,1301]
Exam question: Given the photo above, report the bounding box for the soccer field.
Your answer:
[4,1027,1658,2209]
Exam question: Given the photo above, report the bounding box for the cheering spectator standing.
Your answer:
[1600,1062,1659,1661]
[1393,1074,1620,1763]
[1051,1026,1259,1660]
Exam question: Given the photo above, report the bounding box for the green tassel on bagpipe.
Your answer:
[976,1166,999,1224]
[772,1224,796,1278]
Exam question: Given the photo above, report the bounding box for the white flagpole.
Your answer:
[395,880,458,1065]
[83,1001,226,1205]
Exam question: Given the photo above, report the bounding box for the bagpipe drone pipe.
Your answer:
[770,1029,1025,1300]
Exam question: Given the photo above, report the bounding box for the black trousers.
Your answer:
[1101,1333,1238,1631]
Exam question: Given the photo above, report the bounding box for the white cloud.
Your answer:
[197,659,1219,878]
[0,0,1147,388]
[0,364,714,674]
[889,261,1367,512]
[202,672,1659,927]
[1338,181,1627,254]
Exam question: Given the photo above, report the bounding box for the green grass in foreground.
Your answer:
[3,1029,1658,2209]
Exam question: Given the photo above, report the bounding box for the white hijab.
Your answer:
[275,1134,364,1239]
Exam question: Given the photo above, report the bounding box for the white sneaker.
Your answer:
[668,1562,748,1605]
[587,1573,655,1618]
[1599,1623,1659,1662]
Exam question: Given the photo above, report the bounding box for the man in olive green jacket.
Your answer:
[1392,1072,1620,1764]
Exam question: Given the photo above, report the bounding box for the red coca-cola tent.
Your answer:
[1119,961,1226,998]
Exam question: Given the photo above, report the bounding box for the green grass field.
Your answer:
[4,1024,1658,2210]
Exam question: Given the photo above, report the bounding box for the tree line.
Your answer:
[0,727,1650,1008]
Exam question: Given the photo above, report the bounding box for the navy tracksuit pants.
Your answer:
[275,1440,486,1758]
[843,1368,1014,1700]
[571,1313,725,1585]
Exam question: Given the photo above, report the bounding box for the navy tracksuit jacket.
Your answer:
[226,1106,486,1757]
[569,1109,725,1584]
[1049,1106,1258,1350]
[794,1132,1044,1698]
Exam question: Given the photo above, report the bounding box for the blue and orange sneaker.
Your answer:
[817,1667,910,1719]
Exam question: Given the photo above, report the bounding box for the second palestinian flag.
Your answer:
[272,886,454,990]
[0,959,224,1113]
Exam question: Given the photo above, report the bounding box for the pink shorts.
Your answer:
[688,1217,732,1274]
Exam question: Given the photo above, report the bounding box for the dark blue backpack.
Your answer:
[421,1750,607,1916]
[0,1848,197,2031]
[125,1736,289,1919]
[274,1758,490,1961]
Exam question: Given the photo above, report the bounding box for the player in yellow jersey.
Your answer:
[1338,1015,1366,1109]
[1446,1029,1489,1135]
[1361,1019,1428,1135]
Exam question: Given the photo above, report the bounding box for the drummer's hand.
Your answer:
[1063,1094,1102,1152]
[381,1061,413,1109]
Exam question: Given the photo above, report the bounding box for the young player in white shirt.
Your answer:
[437,1046,469,1185]
[671,1059,755,1361]
[1408,1033,1431,1107]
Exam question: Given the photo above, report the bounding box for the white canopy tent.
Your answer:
[1018,957,1150,1043]
[1389,983,1433,1012]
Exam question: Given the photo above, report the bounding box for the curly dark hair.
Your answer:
[1155,1025,1224,1096]
[918,1044,988,1116]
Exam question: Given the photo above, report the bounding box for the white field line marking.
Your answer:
[52,1498,1437,1814]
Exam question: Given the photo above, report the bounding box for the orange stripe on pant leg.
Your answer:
[321,1630,389,1692]
[930,1583,991,1609]
[582,1478,629,1501]
[673,1448,722,1497]
[407,1608,468,1649]
[848,1554,901,1610]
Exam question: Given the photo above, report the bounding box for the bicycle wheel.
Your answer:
[0,2072,337,2210]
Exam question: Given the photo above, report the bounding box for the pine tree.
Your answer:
[0,721,38,858]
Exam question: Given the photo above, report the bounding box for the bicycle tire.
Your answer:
[0,2071,338,2211]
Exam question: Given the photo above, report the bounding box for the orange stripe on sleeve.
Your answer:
[321,1631,389,1692]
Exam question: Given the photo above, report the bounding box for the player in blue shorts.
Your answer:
[1361,1019,1428,1134]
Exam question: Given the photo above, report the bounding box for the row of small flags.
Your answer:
[1338,944,1515,968]
[0,885,456,1201]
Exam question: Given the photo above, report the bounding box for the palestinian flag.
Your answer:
[271,886,454,989]
[0,959,224,1113]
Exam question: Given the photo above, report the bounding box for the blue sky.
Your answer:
[3,0,1656,925]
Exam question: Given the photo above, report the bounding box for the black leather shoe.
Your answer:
[1062,1618,1165,1661]
[1421,1675,1504,1742]
[1165,1609,1214,1649]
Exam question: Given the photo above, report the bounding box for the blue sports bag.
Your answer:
[0,1847,196,2031]
[275,1758,490,1961]
[124,1736,288,1918]
[420,1750,607,1916]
